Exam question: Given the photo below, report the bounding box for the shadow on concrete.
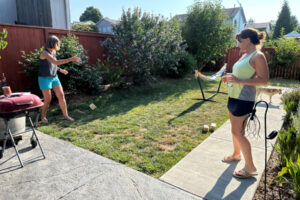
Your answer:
[223,177,256,200]
[204,162,256,200]
[0,154,44,175]
[256,103,280,110]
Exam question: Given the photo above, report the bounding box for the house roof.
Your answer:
[172,14,187,23]
[245,22,270,29]
[225,7,246,23]
[225,7,240,19]
[283,31,300,38]
[96,17,120,26]
[173,7,246,23]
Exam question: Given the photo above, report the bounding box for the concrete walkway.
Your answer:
[160,91,285,200]
[0,90,285,200]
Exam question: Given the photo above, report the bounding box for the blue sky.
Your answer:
[70,0,300,24]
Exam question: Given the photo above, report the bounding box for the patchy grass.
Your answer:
[38,77,230,178]
[268,78,300,87]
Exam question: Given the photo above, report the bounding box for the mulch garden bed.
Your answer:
[253,148,296,199]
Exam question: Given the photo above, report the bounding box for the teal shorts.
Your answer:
[38,75,61,90]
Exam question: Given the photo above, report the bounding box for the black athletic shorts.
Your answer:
[227,97,255,117]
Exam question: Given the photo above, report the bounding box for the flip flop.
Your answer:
[64,116,74,122]
[233,169,258,179]
[41,118,48,123]
[222,156,241,163]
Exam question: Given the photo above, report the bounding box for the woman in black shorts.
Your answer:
[221,28,269,178]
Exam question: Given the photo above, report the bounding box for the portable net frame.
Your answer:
[194,63,227,102]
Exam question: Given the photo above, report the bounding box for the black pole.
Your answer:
[253,100,268,200]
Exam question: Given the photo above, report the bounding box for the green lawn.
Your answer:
[268,78,300,87]
[38,76,299,178]
[38,77,229,178]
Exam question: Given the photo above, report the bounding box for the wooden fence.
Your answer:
[0,23,111,92]
[0,23,299,93]
[224,47,300,79]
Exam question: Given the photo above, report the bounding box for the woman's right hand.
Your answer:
[71,56,81,63]
[221,75,229,82]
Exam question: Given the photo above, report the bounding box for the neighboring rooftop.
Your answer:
[96,17,120,26]
[245,22,271,29]
[173,7,245,23]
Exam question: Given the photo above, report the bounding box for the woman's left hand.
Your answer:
[60,69,68,75]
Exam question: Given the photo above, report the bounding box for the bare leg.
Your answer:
[53,85,72,120]
[230,112,257,173]
[224,112,242,161]
[41,89,52,121]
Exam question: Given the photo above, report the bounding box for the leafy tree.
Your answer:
[182,0,234,70]
[0,29,8,59]
[102,8,186,85]
[72,23,98,32]
[248,18,255,24]
[272,0,293,39]
[291,15,299,31]
[79,6,103,23]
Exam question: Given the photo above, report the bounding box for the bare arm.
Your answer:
[222,52,269,86]
[40,51,81,66]
[239,52,269,86]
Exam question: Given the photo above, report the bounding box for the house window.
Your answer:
[234,20,237,27]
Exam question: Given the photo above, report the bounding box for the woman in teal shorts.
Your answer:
[221,28,269,178]
[39,35,81,123]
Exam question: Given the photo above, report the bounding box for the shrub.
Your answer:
[102,8,186,85]
[276,156,300,199]
[94,58,125,88]
[294,104,300,133]
[281,87,300,121]
[0,28,8,59]
[163,52,196,78]
[19,48,43,80]
[19,34,103,94]
[265,38,300,70]
[72,23,99,33]
[275,126,299,167]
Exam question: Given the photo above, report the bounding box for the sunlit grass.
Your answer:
[38,77,229,178]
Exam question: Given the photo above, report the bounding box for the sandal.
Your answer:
[233,169,258,179]
[64,116,74,121]
[41,118,48,123]
[222,156,241,163]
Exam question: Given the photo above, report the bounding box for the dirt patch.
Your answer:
[65,94,94,106]
[253,149,296,200]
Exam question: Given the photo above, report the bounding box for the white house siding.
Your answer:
[266,26,270,34]
[232,9,245,34]
[50,0,71,29]
[0,0,17,24]
[97,20,114,34]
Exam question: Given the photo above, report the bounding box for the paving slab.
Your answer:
[0,131,201,200]
[160,93,285,200]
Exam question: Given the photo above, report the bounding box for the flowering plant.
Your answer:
[102,8,186,84]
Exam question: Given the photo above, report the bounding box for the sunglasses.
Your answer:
[236,34,242,42]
